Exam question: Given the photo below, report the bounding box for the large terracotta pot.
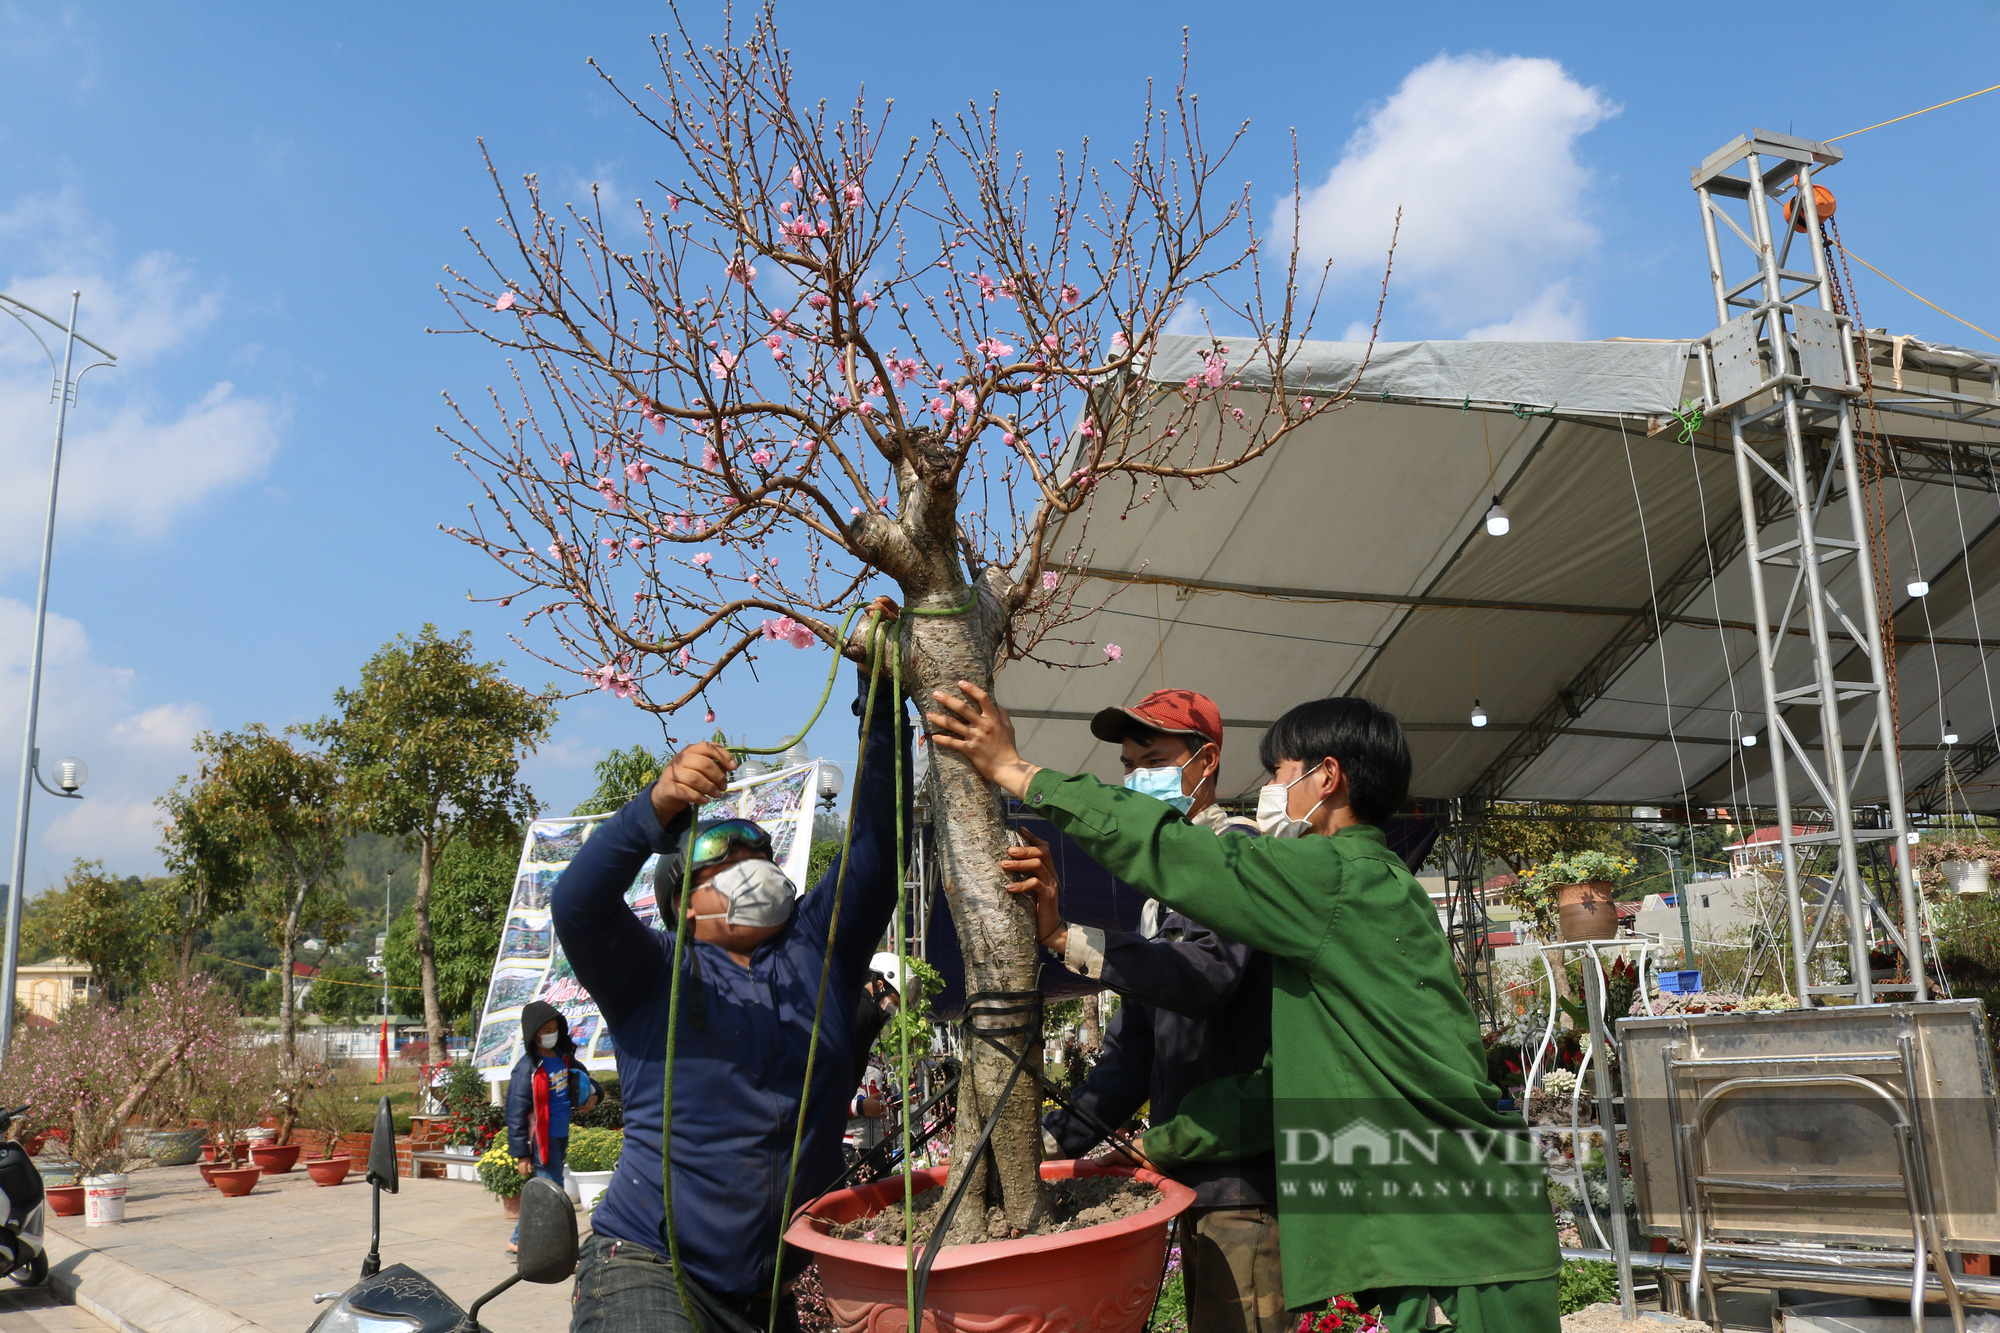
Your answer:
[250,1143,301,1174]
[305,1156,352,1187]
[1556,880,1618,941]
[211,1166,261,1198]
[46,1186,84,1217]
[786,1159,1195,1333]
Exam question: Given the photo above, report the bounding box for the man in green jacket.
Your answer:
[928,683,1559,1332]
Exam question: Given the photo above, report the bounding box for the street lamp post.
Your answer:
[1634,841,1693,968]
[1,291,116,1064]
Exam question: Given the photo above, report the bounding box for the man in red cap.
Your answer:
[1005,688,1281,1333]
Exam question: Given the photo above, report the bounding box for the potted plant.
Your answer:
[1916,837,1999,897]
[1521,851,1635,942]
[300,1068,354,1186]
[192,1042,278,1197]
[564,1127,622,1211]
[434,1061,499,1181]
[478,1144,528,1218]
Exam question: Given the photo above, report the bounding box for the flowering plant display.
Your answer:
[0,974,238,1178]
[1292,1296,1380,1332]
[478,1144,527,1198]
[440,6,1385,1237]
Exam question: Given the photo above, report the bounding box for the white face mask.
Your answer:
[1256,765,1329,838]
[692,857,797,928]
[538,1030,560,1050]
[1123,744,1210,814]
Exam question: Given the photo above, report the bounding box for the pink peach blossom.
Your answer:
[493,291,517,312]
[692,552,714,567]
[1041,571,1059,591]
[1104,643,1123,661]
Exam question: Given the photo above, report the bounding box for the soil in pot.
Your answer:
[46,1186,84,1217]
[250,1143,301,1174]
[211,1167,261,1198]
[830,1175,1156,1246]
[305,1156,351,1186]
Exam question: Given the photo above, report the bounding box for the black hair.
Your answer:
[1257,697,1411,827]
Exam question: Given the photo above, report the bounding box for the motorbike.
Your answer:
[306,1097,576,1333]
[0,1103,48,1288]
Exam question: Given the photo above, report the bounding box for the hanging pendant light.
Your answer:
[1944,719,1960,746]
[1741,732,1758,748]
[1470,699,1488,728]
[1909,579,1930,598]
[1484,497,1510,536]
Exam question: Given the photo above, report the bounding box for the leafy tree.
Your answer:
[158,774,257,977]
[44,861,171,997]
[310,963,382,1024]
[574,743,669,816]
[176,725,349,1064]
[200,910,282,1010]
[311,625,554,1060]
[382,832,518,1030]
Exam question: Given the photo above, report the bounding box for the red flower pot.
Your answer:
[211,1167,260,1198]
[46,1186,85,1217]
[249,1143,301,1174]
[201,1142,219,1163]
[304,1156,352,1187]
[785,1159,1195,1333]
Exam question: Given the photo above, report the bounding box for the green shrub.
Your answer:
[566,1126,624,1172]
[1558,1259,1619,1314]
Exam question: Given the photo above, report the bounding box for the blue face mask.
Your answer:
[1123,745,1209,814]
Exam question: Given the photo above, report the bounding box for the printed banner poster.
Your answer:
[472,761,823,1078]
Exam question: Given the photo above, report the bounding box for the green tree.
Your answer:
[574,744,668,816]
[157,773,257,977]
[382,834,517,1028]
[311,625,554,1060]
[177,725,349,1064]
[44,862,171,997]
[309,963,382,1024]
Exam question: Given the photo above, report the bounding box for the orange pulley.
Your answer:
[1783,182,1837,233]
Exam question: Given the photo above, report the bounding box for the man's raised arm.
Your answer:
[550,741,735,1029]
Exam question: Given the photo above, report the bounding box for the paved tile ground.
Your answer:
[50,1162,572,1333]
[0,1286,109,1333]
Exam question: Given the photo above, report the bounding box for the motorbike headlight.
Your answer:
[310,1306,424,1333]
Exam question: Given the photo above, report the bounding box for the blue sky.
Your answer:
[2,1,1995,893]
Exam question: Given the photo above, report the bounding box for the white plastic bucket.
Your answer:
[83,1173,128,1226]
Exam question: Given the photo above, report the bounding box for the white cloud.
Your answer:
[0,598,212,891]
[0,187,282,572]
[1284,53,1617,336]
[1464,281,1588,341]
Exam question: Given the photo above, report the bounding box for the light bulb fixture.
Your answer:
[1741,733,1758,748]
[1944,720,1960,746]
[1484,498,1510,537]
[1909,579,1930,598]
[1469,700,1488,728]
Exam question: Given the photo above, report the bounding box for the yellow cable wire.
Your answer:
[1836,242,1999,345]
[200,951,423,991]
[1827,82,2000,142]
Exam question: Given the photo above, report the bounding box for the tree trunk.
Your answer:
[1078,991,1101,1053]
[901,587,1046,1241]
[279,881,305,1067]
[415,831,445,1068]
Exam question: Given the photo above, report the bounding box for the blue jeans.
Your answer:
[512,1135,566,1244]
[570,1232,800,1333]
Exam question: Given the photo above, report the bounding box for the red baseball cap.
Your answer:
[1090,688,1223,752]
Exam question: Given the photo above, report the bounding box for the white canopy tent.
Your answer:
[998,331,2000,817]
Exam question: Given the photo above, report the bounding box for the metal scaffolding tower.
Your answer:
[1692,129,1925,1005]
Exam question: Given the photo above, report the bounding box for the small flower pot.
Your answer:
[305,1156,352,1187]
[46,1186,85,1217]
[211,1166,261,1198]
[201,1142,219,1163]
[502,1193,522,1219]
[1556,880,1619,941]
[249,1143,301,1174]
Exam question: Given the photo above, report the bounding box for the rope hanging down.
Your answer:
[651,588,978,1332]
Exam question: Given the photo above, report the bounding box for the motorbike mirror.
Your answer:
[514,1177,579,1283]
[364,1095,398,1194]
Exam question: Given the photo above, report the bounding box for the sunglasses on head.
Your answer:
[687,818,774,872]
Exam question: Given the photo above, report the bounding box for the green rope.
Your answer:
[650,584,978,1330]
[892,637,916,1329]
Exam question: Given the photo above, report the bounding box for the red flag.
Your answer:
[377,1018,390,1083]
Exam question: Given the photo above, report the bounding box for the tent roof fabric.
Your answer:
[998,332,2000,814]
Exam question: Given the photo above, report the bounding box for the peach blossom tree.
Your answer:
[441,8,1375,1235]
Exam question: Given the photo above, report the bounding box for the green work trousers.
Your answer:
[1359,1278,1562,1331]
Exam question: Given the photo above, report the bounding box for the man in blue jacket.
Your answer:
[554,610,910,1332]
